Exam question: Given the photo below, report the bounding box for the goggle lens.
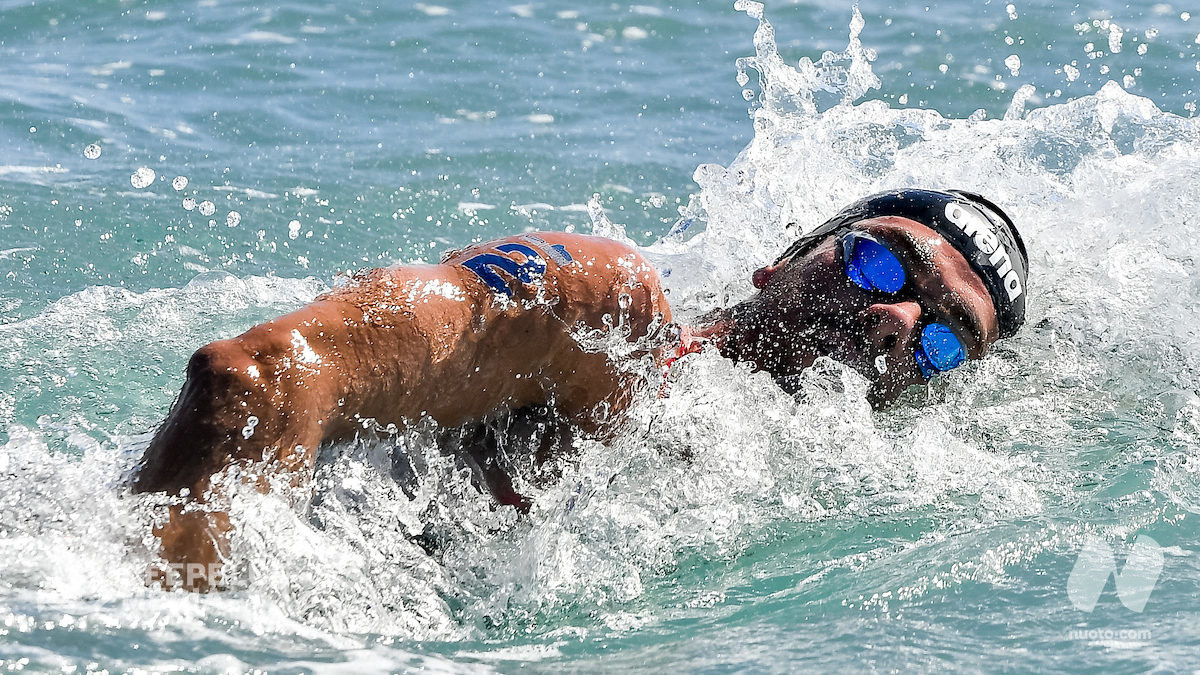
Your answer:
[914,323,966,380]
[841,231,968,380]
[843,233,906,293]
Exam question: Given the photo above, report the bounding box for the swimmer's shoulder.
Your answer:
[441,231,665,296]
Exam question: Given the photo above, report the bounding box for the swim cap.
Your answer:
[774,189,1029,338]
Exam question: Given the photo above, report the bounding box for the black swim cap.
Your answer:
[774,189,1029,338]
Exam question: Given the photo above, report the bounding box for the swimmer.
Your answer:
[132,188,1028,590]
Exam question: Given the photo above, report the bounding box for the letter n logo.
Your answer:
[1067,534,1163,612]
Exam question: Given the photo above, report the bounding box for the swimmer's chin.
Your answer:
[866,379,933,409]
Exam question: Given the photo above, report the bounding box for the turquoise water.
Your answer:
[3,0,1200,670]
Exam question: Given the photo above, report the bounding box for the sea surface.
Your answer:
[2,0,1200,671]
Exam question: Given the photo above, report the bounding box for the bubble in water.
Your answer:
[241,415,259,439]
[939,63,948,74]
[83,144,102,160]
[182,197,196,211]
[288,220,302,239]
[198,200,215,216]
[874,354,888,374]
[1138,43,1149,55]
[226,211,241,227]
[1124,74,1136,88]
[1064,63,1080,81]
[130,167,156,189]
[1004,54,1021,76]
[742,89,755,101]
[1006,3,1018,19]
[736,71,750,87]
[172,176,188,190]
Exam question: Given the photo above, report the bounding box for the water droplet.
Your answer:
[1005,54,1021,76]
[199,200,215,216]
[182,197,196,211]
[172,176,188,190]
[226,211,241,227]
[83,144,102,160]
[241,415,259,439]
[130,167,156,189]
[288,220,301,239]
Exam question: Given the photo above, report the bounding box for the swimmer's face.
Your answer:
[745,216,1000,407]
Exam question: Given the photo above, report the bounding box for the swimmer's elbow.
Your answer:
[133,341,264,495]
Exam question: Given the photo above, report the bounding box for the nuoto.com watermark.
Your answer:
[1068,534,1163,613]
[1065,628,1153,642]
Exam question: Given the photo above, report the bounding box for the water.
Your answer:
[2,0,1200,670]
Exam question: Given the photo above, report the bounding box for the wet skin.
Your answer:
[132,217,998,589]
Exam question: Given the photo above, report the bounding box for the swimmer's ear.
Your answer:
[752,259,788,289]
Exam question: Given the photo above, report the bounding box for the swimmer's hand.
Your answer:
[144,505,230,592]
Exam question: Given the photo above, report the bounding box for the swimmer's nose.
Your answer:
[864,301,921,360]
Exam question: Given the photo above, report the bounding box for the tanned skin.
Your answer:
[132,232,671,590]
[133,217,1000,590]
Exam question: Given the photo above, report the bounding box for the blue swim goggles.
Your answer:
[841,231,967,380]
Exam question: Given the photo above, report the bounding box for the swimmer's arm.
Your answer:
[131,301,358,589]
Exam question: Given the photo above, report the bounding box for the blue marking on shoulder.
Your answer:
[495,243,547,282]
[461,242,548,296]
[550,243,573,263]
[462,253,521,296]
